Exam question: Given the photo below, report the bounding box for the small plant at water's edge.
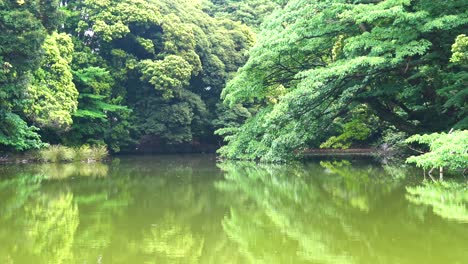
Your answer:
[39,145,75,163]
[90,145,109,161]
[38,145,109,163]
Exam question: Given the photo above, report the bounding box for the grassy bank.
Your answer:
[0,145,109,164]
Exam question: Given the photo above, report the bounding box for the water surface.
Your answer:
[0,155,467,263]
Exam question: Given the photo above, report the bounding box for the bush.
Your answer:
[39,145,75,163]
[38,145,109,163]
[90,145,108,161]
[74,145,92,161]
[375,128,408,160]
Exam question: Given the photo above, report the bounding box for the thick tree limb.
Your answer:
[365,99,419,134]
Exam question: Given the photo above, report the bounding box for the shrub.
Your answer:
[90,145,109,161]
[38,144,109,163]
[74,145,92,161]
[39,145,75,163]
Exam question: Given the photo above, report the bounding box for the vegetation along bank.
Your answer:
[0,1,466,172]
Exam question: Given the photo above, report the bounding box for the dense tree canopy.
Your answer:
[209,0,286,28]
[219,0,468,161]
[1,0,466,162]
[0,0,256,152]
[0,0,62,150]
[63,0,255,149]
[25,32,78,130]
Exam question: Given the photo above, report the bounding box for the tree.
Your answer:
[219,0,468,161]
[59,0,255,149]
[66,43,135,152]
[139,55,194,99]
[405,130,468,176]
[209,0,286,29]
[0,0,62,151]
[25,33,78,130]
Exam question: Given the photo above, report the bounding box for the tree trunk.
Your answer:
[366,99,419,134]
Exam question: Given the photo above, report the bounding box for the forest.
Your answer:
[0,0,467,166]
[0,1,467,263]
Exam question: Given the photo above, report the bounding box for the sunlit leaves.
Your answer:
[451,34,468,64]
[65,0,254,147]
[0,0,61,150]
[139,56,193,99]
[406,130,468,172]
[25,32,78,130]
[81,0,162,42]
[219,0,468,161]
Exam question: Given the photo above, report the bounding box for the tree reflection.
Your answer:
[25,192,79,264]
[318,160,413,212]
[0,157,466,264]
[0,162,122,264]
[217,161,357,264]
[36,162,109,179]
[142,214,205,263]
[217,160,468,264]
[0,172,45,263]
[406,181,468,223]
[0,156,238,263]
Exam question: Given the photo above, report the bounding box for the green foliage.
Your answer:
[68,88,134,152]
[39,145,75,163]
[0,112,45,151]
[320,119,371,149]
[73,67,114,94]
[63,38,135,152]
[90,145,109,161]
[0,0,61,151]
[139,55,193,99]
[320,108,374,149]
[377,127,408,156]
[38,145,109,163]
[60,0,255,149]
[219,0,468,161]
[8,0,465,160]
[406,130,468,172]
[441,34,468,129]
[1,0,256,152]
[77,0,162,42]
[136,90,209,143]
[25,32,78,130]
[451,34,468,64]
[209,0,285,29]
[216,106,297,162]
[212,103,251,131]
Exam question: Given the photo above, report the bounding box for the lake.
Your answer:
[0,155,467,263]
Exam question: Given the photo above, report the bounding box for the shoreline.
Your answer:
[0,148,389,165]
[302,148,377,156]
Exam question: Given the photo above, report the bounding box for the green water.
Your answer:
[0,155,467,264]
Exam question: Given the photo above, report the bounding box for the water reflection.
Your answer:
[26,192,79,264]
[217,160,468,264]
[406,181,468,223]
[0,156,466,264]
[142,214,205,263]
